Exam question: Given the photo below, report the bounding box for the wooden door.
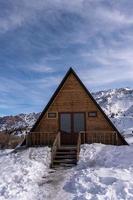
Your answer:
[73,113,85,144]
[59,112,85,145]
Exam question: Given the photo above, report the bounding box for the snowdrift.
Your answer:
[0,147,51,200]
[1,144,133,200]
[64,144,133,200]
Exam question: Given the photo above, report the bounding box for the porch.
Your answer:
[25,130,120,168]
[25,130,119,147]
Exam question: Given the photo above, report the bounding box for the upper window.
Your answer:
[88,111,97,117]
[48,112,57,118]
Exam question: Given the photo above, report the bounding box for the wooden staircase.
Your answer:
[52,145,77,168]
[51,132,82,168]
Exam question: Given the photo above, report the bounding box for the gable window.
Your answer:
[48,112,57,118]
[88,111,97,117]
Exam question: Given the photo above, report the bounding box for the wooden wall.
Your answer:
[32,73,124,145]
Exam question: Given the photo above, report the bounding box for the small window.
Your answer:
[88,112,97,117]
[48,112,57,118]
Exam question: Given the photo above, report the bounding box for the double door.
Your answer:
[59,112,85,145]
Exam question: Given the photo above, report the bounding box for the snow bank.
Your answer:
[79,143,133,168]
[64,144,133,200]
[0,147,51,200]
[1,144,133,200]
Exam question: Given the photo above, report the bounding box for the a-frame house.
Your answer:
[25,68,127,148]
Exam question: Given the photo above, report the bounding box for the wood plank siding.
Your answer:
[26,68,127,146]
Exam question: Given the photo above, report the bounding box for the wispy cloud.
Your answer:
[30,65,54,73]
[0,0,133,115]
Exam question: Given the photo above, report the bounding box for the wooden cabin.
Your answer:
[25,68,127,148]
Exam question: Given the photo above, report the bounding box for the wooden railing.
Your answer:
[79,131,86,144]
[26,132,57,147]
[80,130,119,145]
[76,132,81,162]
[51,131,60,167]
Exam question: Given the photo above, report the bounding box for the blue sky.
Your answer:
[0,0,133,116]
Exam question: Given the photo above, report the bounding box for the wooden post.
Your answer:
[39,132,40,146]
[26,132,28,147]
[47,133,49,146]
[58,132,60,148]
[115,132,118,145]
[29,133,31,147]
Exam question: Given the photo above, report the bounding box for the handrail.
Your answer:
[79,130,118,145]
[26,132,57,146]
[76,132,81,162]
[85,130,117,133]
[51,131,60,167]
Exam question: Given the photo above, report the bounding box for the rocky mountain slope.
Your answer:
[93,87,133,117]
[0,87,133,138]
[92,87,133,136]
[0,113,40,134]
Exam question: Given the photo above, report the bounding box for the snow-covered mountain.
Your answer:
[93,87,133,117]
[0,113,40,133]
[92,87,133,142]
[0,87,133,138]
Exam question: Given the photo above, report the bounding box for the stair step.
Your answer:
[55,155,76,159]
[57,149,77,153]
[52,163,76,168]
[59,145,76,148]
[60,163,76,167]
[59,146,76,150]
[53,159,77,164]
[51,145,78,168]
[56,151,76,155]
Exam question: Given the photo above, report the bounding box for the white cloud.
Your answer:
[30,66,54,73]
[1,0,133,34]
[96,8,133,26]
[80,43,133,86]
[0,78,26,93]
[25,75,61,89]
[80,66,133,86]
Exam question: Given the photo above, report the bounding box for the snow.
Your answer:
[0,113,40,133]
[1,144,133,199]
[93,88,133,143]
[0,147,51,200]
[63,144,133,200]
[94,88,133,117]
[112,116,133,132]
[111,116,133,143]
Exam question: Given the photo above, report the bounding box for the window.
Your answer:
[60,113,71,133]
[88,111,97,117]
[73,113,85,132]
[48,112,57,118]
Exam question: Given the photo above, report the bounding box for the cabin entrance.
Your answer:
[59,112,85,145]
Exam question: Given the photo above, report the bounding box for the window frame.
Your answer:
[47,112,57,119]
[88,111,97,117]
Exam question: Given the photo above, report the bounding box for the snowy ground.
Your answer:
[1,144,133,199]
[0,147,51,200]
[71,144,133,200]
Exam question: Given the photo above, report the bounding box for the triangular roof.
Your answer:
[31,67,128,145]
